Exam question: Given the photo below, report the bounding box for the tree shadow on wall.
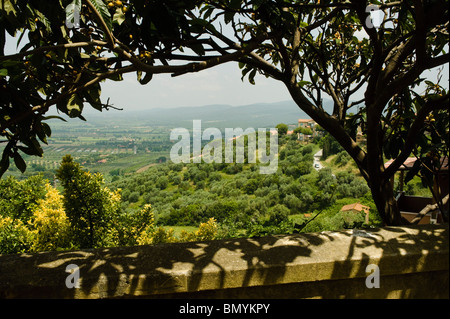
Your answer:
[0,224,447,299]
[0,232,324,298]
[321,224,449,298]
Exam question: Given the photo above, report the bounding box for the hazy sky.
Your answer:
[4,30,448,112]
[99,63,292,110]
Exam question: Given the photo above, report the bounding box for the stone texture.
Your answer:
[0,224,448,298]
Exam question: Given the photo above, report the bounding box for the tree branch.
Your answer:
[413,0,427,64]
[382,93,450,179]
[0,41,107,62]
[0,65,136,133]
[379,36,416,88]
[376,53,450,112]
[170,40,261,77]
[410,194,449,225]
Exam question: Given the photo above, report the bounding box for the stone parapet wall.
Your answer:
[0,224,448,299]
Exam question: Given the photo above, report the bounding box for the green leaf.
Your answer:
[189,42,205,56]
[113,7,126,26]
[13,152,27,173]
[248,68,257,85]
[84,83,102,111]
[136,70,142,82]
[241,66,253,81]
[229,0,242,10]
[202,6,215,19]
[35,122,48,144]
[67,94,84,118]
[41,122,52,137]
[0,69,7,76]
[90,0,113,31]
[110,61,124,81]
[298,80,311,87]
[252,0,267,10]
[312,73,319,84]
[224,11,235,24]
[42,115,67,122]
[0,0,20,32]
[0,0,17,15]
[34,9,52,33]
[66,0,82,27]
[17,146,40,156]
[0,145,12,177]
[139,72,153,85]
[21,137,44,157]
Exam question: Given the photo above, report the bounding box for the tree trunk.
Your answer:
[286,82,405,226]
[369,175,404,226]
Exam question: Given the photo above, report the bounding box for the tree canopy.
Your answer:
[1,0,449,225]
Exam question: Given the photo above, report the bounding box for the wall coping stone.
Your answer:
[0,224,448,298]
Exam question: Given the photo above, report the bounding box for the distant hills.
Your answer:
[78,99,334,129]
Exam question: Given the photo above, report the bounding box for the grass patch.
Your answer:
[323,152,360,176]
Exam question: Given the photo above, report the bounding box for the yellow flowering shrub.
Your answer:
[98,187,123,247]
[31,184,72,252]
[133,204,176,245]
[137,226,177,245]
[0,216,34,254]
[195,218,218,241]
[178,218,218,242]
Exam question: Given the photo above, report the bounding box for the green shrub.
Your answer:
[128,191,140,203]
[0,217,34,254]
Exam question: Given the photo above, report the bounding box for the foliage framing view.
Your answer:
[0,0,449,226]
[1,136,377,254]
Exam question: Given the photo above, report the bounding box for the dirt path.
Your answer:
[136,163,157,173]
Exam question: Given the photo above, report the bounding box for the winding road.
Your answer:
[313,149,323,171]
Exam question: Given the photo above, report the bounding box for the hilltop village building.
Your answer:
[385,157,448,224]
[293,118,365,146]
[340,203,370,224]
[295,119,322,143]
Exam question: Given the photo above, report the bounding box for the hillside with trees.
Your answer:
[1,131,382,254]
[111,132,377,236]
[0,154,219,254]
